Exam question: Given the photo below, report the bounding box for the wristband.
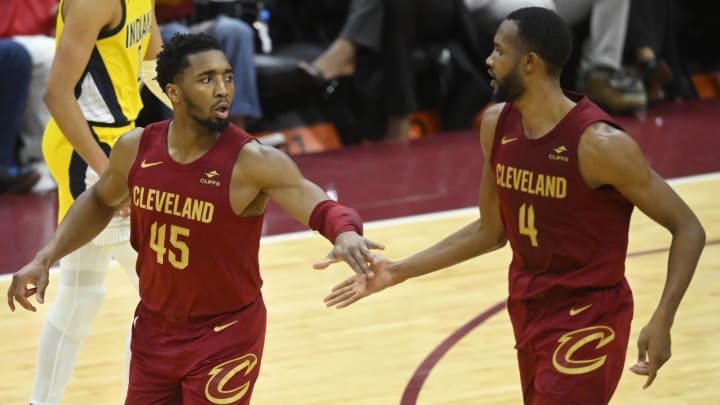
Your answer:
[309,200,363,243]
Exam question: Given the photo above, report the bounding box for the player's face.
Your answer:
[486,20,526,102]
[179,50,234,132]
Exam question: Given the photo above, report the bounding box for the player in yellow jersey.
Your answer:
[28,0,161,403]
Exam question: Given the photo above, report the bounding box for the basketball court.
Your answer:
[1,99,719,404]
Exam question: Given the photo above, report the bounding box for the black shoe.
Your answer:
[0,166,41,194]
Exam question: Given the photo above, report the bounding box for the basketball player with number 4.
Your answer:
[322,8,705,404]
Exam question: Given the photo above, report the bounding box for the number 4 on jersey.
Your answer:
[519,203,539,247]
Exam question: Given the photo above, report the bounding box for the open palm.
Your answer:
[324,257,396,308]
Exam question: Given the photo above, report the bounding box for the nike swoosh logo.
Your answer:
[213,320,239,333]
[569,304,592,316]
[501,136,518,145]
[140,159,163,169]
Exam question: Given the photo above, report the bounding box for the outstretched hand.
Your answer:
[323,256,396,308]
[629,320,672,389]
[7,260,51,312]
[313,231,384,278]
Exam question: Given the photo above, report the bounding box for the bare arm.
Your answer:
[237,143,382,275]
[579,123,706,388]
[145,1,163,60]
[43,0,120,175]
[388,104,508,282]
[324,104,508,307]
[7,128,142,312]
[237,143,331,223]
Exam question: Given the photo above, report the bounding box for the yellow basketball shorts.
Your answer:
[42,119,135,222]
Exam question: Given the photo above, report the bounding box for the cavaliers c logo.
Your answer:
[552,325,615,375]
[204,353,258,404]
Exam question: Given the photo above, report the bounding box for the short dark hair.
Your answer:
[156,33,223,92]
[505,7,572,76]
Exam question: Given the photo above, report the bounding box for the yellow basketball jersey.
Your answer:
[55,0,153,126]
[45,0,154,222]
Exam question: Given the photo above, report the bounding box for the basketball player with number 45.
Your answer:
[322,8,705,404]
[9,32,383,404]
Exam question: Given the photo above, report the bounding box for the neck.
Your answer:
[166,116,222,164]
[513,78,575,140]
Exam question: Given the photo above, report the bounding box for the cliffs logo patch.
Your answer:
[549,145,569,162]
[201,170,221,187]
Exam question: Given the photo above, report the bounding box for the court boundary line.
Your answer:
[260,170,720,245]
[2,171,718,282]
[399,239,720,404]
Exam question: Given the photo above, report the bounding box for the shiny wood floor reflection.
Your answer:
[1,175,718,404]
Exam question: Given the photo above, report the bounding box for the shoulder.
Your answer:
[112,127,144,159]
[578,122,647,187]
[238,140,287,165]
[579,121,640,158]
[106,127,144,179]
[480,103,505,127]
[479,103,505,153]
[235,141,300,181]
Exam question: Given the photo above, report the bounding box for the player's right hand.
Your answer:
[323,256,398,308]
[7,261,50,312]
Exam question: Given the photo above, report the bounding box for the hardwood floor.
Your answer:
[1,175,717,404]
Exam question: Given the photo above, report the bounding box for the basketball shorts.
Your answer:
[126,296,267,405]
[42,118,133,222]
[507,279,634,404]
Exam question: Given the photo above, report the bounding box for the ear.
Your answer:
[523,53,538,73]
[166,84,181,105]
[522,52,536,73]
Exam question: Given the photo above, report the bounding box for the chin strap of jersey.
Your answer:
[309,200,363,244]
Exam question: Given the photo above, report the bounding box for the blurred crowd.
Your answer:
[2,0,720,194]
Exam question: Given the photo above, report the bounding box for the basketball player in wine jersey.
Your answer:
[9,33,383,404]
[323,7,705,404]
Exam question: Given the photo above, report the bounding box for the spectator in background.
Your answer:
[0,40,39,193]
[625,0,695,103]
[625,0,676,103]
[0,0,58,191]
[155,0,261,129]
[268,0,491,142]
[380,0,492,140]
[265,0,387,143]
[300,0,384,82]
[466,0,646,114]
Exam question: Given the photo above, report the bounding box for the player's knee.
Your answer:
[46,284,106,341]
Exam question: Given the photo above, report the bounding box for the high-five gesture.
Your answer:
[313,231,385,278]
[323,256,399,308]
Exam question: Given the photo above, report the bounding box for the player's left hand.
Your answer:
[630,320,672,389]
[313,231,384,278]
